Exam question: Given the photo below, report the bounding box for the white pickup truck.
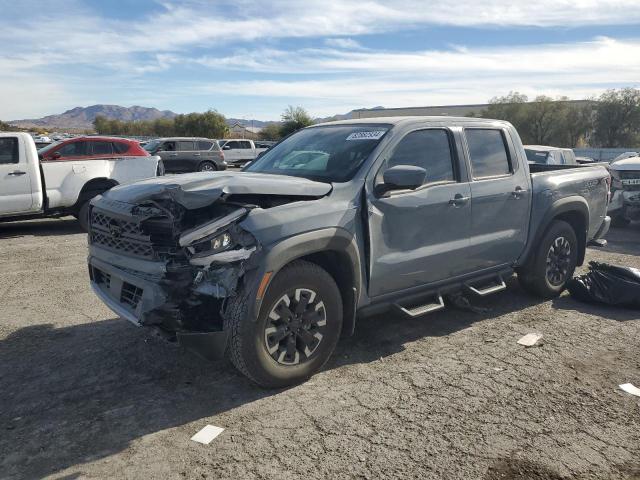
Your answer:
[0,132,161,230]
[218,139,268,165]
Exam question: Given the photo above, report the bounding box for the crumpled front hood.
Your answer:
[104,171,333,209]
[610,157,640,171]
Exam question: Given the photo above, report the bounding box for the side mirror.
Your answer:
[51,151,62,160]
[223,145,231,150]
[378,165,426,195]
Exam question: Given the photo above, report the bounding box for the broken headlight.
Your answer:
[609,169,623,190]
[190,231,233,255]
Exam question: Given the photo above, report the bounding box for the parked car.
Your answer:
[143,137,226,173]
[87,117,610,387]
[611,152,639,163]
[525,145,578,165]
[0,133,161,230]
[576,156,595,164]
[608,154,640,226]
[38,136,149,162]
[218,139,267,165]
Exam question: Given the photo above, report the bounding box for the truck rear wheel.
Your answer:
[518,220,578,298]
[225,260,343,388]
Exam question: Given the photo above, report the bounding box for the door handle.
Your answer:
[169,153,178,156]
[8,170,27,176]
[449,193,470,207]
[512,187,528,198]
[194,153,201,156]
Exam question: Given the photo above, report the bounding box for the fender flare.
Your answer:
[72,178,119,211]
[519,195,590,268]
[246,227,361,335]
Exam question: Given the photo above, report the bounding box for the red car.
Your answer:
[38,136,149,161]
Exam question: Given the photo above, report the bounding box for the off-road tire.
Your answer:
[518,220,578,299]
[198,161,217,172]
[76,200,91,232]
[224,260,343,388]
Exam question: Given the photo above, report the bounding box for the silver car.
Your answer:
[144,137,227,173]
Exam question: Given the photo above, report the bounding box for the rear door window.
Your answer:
[386,129,456,185]
[197,140,213,151]
[162,141,176,151]
[178,141,195,151]
[91,141,114,155]
[240,141,252,149]
[0,137,19,164]
[57,141,88,158]
[465,129,512,179]
[225,141,240,149]
[113,142,129,154]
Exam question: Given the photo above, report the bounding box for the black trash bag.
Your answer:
[567,261,640,308]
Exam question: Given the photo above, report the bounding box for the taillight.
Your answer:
[220,151,225,161]
[605,175,612,203]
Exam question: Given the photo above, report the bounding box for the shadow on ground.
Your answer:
[0,279,544,479]
[597,222,640,256]
[0,217,83,239]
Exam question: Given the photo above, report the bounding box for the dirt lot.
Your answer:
[1,219,639,480]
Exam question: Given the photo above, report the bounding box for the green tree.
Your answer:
[0,120,14,131]
[561,101,595,147]
[482,92,529,135]
[524,95,567,145]
[593,88,640,147]
[259,122,282,140]
[280,106,313,137]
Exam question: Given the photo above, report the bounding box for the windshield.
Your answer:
[244,125,390,182]
[37,140,63,155]
[144,139,161,152]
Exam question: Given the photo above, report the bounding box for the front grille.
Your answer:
[90,207,176,260]
[92,211,143,236]
[93,267,111,289]
[120,282,144,309]
[619,171,640,180]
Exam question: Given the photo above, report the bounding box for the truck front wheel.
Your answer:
[75,200,91,232]
[518,220,578,299]
[225,260,343,388]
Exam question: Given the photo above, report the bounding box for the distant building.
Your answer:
[226,122,262,139]
[353,100,592,119]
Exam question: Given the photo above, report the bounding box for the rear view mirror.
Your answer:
[379,165,426,194]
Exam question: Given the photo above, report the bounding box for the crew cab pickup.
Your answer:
[0,133,162,230]
[87,117,611,387]
[218,139,267,165]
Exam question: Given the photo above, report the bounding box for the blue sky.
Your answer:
[1,0,639,121]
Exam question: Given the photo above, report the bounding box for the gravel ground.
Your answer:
[0,218,639,480]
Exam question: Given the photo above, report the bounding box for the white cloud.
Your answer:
[2,0,640,119]
[193,36,640,115]
[324,38,363,50]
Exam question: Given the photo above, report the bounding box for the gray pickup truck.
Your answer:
[87,117,610,387]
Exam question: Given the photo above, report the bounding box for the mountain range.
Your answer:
[9,104,376,130]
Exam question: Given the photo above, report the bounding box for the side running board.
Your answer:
[465,276,506,297]
[394,294,445,318]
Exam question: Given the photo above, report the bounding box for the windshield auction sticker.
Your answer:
[346,131,387,141]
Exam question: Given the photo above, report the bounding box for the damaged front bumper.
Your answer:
[89,246,238,360]
[87,201,260,361]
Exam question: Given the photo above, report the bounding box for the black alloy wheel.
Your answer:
[545,236,572,286]
[263,288,327,365]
